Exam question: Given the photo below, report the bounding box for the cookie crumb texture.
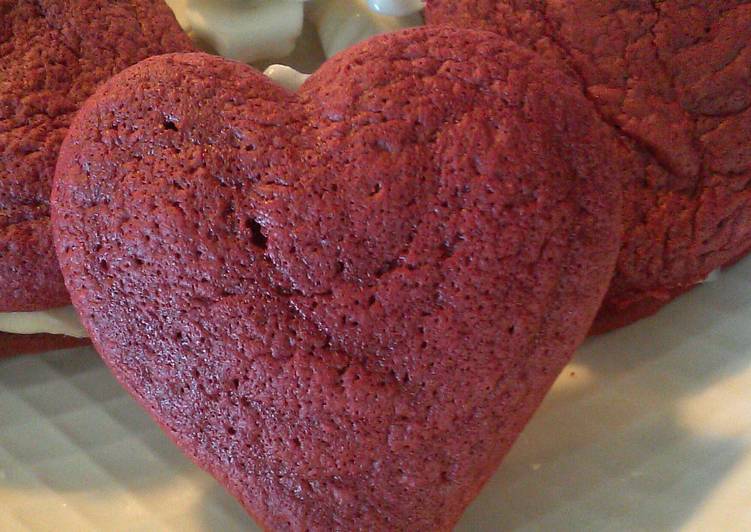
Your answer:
[53,28,622,530]
[428,0,751,331]
[0,0,192,311]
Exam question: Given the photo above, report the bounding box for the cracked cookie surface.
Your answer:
[53,27,623,529]
[427,0,751,331]
[0,0,192,312]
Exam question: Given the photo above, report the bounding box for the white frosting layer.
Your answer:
[367,0,424,16]
[703,269,722,283]
[166,0,306,63]
[166,0,423,64]
[310,0,423,58]
[264,64,311,92]
[0,306,88,338]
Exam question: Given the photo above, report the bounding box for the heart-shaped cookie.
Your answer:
[427,1,751,332]
[53,27,622,529]
[0,0,192,352]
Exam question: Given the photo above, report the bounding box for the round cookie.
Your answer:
[0,0,192,354]
[53,27,623,529]
[427,0,751,332]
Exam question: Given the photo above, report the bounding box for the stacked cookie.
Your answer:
[427,0,751,332]
[0,0,193,355]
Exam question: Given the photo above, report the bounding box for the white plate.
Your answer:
[2,256,750,531]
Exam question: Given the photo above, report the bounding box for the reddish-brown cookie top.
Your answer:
[427,1,751,332]
[0,0,192,312]
[53,28,622,529]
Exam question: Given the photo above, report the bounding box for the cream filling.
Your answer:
[0,306,88,338]
[366,0,424,17]
[264,64,311,91]
[166,0,422,64]
[309,0,423,58]
[165,0,308,63]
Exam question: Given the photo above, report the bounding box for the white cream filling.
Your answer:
[0,306,88,338]
[309,0,422,58]
[264,64,311,91]
[166,0,422,64]
[702,268,722,283]
[367,0,424,17]
[166,0,307,63]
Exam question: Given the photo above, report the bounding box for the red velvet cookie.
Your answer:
[427,1,751,332]
[0,0,192,354]
[0,332,87,358]
[53,28,622,529]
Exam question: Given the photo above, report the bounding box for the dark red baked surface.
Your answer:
[427,1,751,332]
[53,28,623,530]
[0,0,192,312]
[0,332,87,358]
